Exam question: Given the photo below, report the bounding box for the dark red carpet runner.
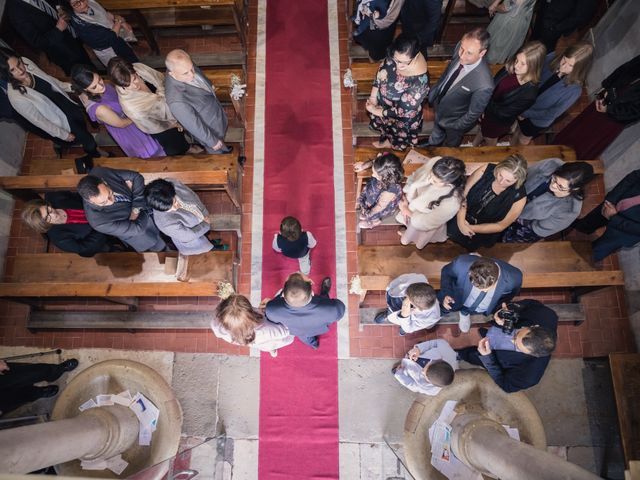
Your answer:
[257,0,340,478]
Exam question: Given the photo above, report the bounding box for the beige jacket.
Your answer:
[400,157,462,231]
[116,62,178,134]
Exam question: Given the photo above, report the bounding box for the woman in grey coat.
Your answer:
[502,158,594,242]
[144,178,213,255]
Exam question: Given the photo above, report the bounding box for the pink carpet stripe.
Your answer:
[258,0,340,478]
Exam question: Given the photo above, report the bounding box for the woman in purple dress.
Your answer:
[70,65,164,158]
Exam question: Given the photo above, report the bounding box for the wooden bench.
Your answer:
[353,145,601,199]
[141,52,245,69]
[359,303,586,327]
[0,251,235,302]
[356,242,625,295]
[100,0,246,53]
[0,154,241,208]
[610,353,640,467]
[27,310,214,330]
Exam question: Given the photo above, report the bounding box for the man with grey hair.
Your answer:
[164,49,231,154]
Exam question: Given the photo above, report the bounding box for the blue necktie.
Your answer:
[467,290,487,313]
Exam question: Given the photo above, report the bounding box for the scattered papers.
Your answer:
[78,390,160,473]
[78,398,97,411]
[403,149,430,165]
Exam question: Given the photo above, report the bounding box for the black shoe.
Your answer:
[398,327,406,336]
[320,277,331,296]
[74,155,94,174]
[416,138,432,148]
[60,359,79,372]
[308,336,319,349]
[39,385,59,398]
[478,327,488,338]
[373,311,388,324]
[214,145,233,154]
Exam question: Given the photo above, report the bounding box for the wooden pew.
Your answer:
[353,145,600,199]
[0,154,241,208]
[350,60,504,97]
[609,353,640,466]
[100,0,247,53]
[359,303,586,327]
[201,66,246,124]
[357,242,624,294]
[0,251,235,300]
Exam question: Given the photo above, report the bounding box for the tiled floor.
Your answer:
[0,1,635,360]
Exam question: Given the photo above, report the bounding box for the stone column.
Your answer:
[0,405,139,474]
[451,414,602,480]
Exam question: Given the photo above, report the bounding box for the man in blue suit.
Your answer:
[457,299,557,393]
[265,273,345,349]
[438,254,522,333]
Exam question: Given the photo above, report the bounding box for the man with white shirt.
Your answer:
[392,339,458,396]
[437,255,522,333]
[374,273,441,335]
[421,27,494,147]
[164,49,231,154]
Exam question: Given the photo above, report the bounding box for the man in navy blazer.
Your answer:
[457,299,557,393]
[574,169,640,262]
[421,27,494,147]
[265,273,345,349]
[438,254,522,333]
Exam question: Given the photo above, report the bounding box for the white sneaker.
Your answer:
[298,253,311,274]
[459,312,471,333]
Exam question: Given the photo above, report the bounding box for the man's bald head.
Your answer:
[165,49,195,83]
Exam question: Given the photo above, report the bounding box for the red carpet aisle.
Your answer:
[257,0,340,478]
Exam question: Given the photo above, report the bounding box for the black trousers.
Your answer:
[0,362,65,415]
[151,128,190,156]
[65,105,99,156]
[574,204,640,261]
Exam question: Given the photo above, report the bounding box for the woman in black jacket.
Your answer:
[473,41,546,146]
[21,191,114,257]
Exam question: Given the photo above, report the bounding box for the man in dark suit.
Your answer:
[456,299,557,393]
[531,0,598,53]
[574,169,640,262]
[265,273,345,349]
[77,167,166,252]
[422,27,494,147]
[164,49,231,155]
[6,0,91,75]
[438,254,522,333]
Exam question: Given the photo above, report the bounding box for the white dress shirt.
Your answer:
[394,339,459,396]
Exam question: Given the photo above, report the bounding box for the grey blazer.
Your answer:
[519,158,582,237]
[165,67,228,153]
[428,43,494,133]
[82,167,164,252]
[152,179,212,255]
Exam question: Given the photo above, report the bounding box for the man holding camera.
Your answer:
[457,299,558,393]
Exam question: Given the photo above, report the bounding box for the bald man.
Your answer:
[164,49,231,154]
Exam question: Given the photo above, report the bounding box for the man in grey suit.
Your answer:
[164,49,231,154]
[144,178,213,256]
[77,167,166,252]
[422,27,494,147]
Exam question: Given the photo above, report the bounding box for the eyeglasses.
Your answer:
[44,205,54,224]
[551,176,571,192]
[70,0,86,7]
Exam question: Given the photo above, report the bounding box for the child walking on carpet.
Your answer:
[272,216,317,274]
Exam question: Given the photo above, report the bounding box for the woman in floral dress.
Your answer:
[366,34,429,150]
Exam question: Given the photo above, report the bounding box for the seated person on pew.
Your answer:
[502,158,594,242]
[438,254,522,334]
[144,178,214,256]
[373,273,441,336]
[456,299,557,393]
[447,154,528,250]
[354,152,404,229]
[21,191,118,257]
[164,49,232,155]
[77,166,166,252]
[574,169,640,262]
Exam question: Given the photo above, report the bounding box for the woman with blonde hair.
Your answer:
[473,41,546,146]
[513,42,594,145]
[447,154,528,250]
[211,294,294,357]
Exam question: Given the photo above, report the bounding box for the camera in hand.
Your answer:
[497,303,521,334]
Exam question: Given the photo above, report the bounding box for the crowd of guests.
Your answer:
[0,45,231,160]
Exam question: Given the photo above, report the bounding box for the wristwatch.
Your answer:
[132,207,141,215]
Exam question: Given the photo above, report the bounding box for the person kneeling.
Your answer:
[393,339,458,396]
[374,273,440,335]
